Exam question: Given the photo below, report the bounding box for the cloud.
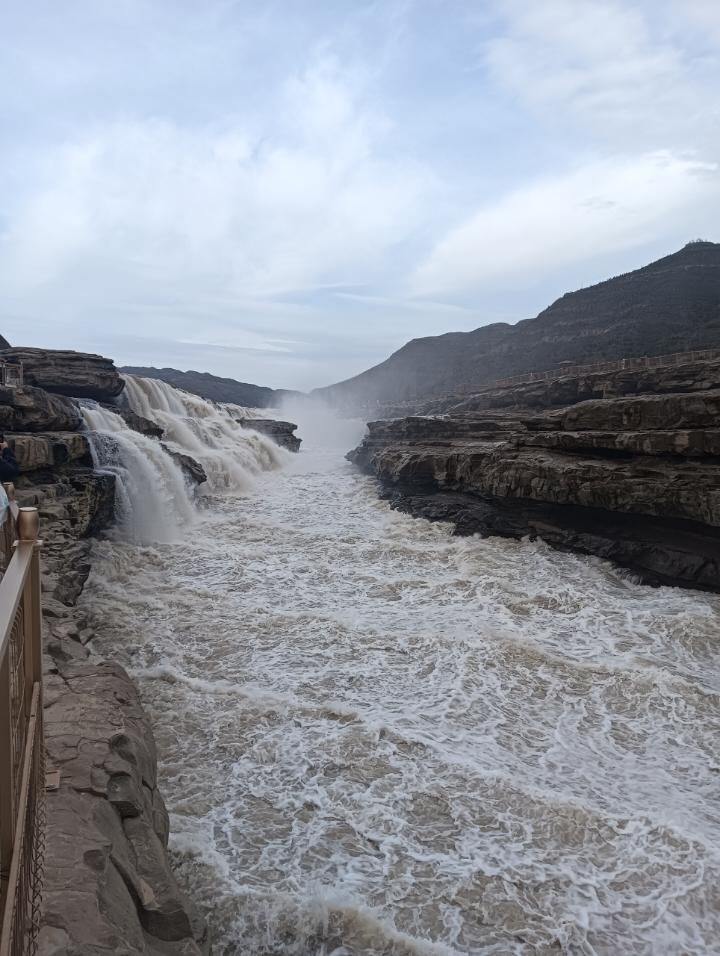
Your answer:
[1,1,719,388]
[411,152,719,297]
[483,0,719,152]
[0,57,430,308]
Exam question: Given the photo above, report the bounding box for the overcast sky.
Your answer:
[1,1,718,390]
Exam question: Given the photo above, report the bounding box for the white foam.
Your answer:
[80,429,720,955]
[122,375,288,493]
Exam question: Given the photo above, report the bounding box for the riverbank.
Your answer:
[0,345,300,954]
[0,351,214,953]
[348,355,720,591]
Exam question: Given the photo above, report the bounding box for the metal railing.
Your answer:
[458,348,720,394]
[0,367,23,390]
[0,485,44,956]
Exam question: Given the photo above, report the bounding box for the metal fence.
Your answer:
[458,348,720,394]
[0,367,23,390]
[0,486,45,956]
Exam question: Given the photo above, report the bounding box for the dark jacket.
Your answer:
[0,446,19,482]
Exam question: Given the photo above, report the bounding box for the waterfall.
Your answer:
[122,375,288,493]
[81,403,197,544]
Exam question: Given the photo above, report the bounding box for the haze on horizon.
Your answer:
[1,0,719,391]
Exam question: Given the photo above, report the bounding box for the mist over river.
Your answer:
[79,410,720,955]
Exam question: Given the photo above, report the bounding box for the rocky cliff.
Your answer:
[0,348,211,954]
[319,241,720,410]
[348,356,720,591]
[3,348,125,401]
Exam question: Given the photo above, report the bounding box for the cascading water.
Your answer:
[122,375,287,493]
[81,375,289,542]
[81,402,197,543]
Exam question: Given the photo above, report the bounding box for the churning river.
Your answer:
[80,402,720,956]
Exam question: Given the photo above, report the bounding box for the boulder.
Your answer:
[161,445,207,485]
[0,384,82,432]
[240,418,301,452]
[103,404,164,439]
[2,347,125,401]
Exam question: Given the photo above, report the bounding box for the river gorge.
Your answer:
[74,394,720,956]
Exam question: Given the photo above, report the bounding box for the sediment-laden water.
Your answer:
[80,409,720,955]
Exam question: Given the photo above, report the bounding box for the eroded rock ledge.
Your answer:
[0,347,210,954]
[239,418,302,452]
[348,359,720,591]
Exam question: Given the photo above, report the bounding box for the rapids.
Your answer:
[80,408,720,955]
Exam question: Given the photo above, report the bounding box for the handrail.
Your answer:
[0,501,44,956]
[0,546,34,666]
[0,686,40,956]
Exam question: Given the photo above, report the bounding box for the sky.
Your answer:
[1,1,719,390]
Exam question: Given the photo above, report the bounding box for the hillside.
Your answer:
[315,241,720,409]
[120,366,298,408]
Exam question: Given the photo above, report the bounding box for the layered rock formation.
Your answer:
[0,345,211,953]
[240,418,301,452]
[3,348,125,402]
[319,241,720,410]
[348,358,720,591]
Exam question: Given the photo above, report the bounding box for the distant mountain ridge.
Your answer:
[120,366,299,408]
[315,241,720,409]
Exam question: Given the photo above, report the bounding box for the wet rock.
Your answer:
[161,445,207,485]
[240,418,301,452]
[2,347,125,401]
[104,404,164,439]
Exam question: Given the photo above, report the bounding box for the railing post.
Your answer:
[0,625,13,911]
[18,509,42,689]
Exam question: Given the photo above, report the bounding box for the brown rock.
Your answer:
[2,347,125,401]
[240,418,301,451]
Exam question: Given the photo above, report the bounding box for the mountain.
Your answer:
[120,367,300,409]
[315,241,720,409]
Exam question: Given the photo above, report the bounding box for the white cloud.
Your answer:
[1,1,719,388]
[483,0,718,152]
[411,152,719,296]
[0,58,430,309]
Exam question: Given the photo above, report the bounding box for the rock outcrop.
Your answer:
[0,385,83,432]
[9,432,91,472]
[240,418,301,452]
[0,350,211,953]
[161,445,208,485]
[3,347,125,402]
[104,405,164,439]
[318,241,720,410]
[28,474,210,953]
[348,357,720,591]
[41,661,210,955]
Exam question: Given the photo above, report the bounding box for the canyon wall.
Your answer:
[348,357,720,591]
[318,241,720,410]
